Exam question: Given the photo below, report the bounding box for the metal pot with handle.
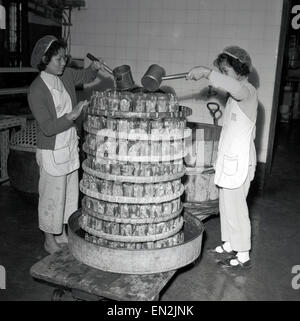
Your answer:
[87,53,135,91]
[141,64,188,92]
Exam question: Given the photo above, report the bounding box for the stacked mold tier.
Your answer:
[80,90,192,250]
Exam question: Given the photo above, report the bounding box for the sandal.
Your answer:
[207,244,236,256]
[218,257,252,270]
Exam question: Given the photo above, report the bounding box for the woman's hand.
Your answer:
[91,58,106,72]
[186,66,212,81]
[66,100,89,121]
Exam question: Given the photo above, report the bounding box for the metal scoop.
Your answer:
[87,53,135,91]
[141,64,188,92]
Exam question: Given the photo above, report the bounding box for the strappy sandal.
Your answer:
[207,244,236,256]
[218,257,252,270]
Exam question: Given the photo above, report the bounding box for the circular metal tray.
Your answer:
[68,210,204,274]
[87,105,192,119]
[81,205,183,224]
[79,213,184,243]
[82,159,186,183]
[79,181,185,204]
[83,123,191,141]
[82,143,187,162]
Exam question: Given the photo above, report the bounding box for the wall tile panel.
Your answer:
[70,0,284,163]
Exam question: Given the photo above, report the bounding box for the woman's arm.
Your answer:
[208,71,250,101]
[65,65,98,86]
[65,60,104,86]
[28,85,73,137]
[187,66,250,101]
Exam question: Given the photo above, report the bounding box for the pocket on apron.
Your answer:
[222,154,238,176]
[52,146,70,165]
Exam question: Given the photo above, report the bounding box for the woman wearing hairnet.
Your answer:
[186,46,257,269]
[28,35,104,254]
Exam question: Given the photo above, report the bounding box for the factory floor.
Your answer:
[0,120,299,301]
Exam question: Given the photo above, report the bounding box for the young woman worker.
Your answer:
[186,46,258,269]
[28,35,104,254]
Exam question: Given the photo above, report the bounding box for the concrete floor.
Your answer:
[0,121,299,301]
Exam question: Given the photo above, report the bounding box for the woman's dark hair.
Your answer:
[213,53,250,77]
[36,39,68,71]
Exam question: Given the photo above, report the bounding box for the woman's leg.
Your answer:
[44,232,61,254]
[64,170,79,223]
[219,187,233,252]
[55,170,79,244]
[222,179,251,253]
[38,164,67,253]
[219,167,255,266]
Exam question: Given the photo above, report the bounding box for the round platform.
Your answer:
[68,210,204,274]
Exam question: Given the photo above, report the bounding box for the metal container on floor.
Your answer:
[68,210,204,274]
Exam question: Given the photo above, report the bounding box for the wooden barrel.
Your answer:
[68,210,204,274]
[183,167,219,219]
[7,149,39,195]
[7,120,39,199]
[183,167,218,203]
[183,122,221,218]
[183,200,219,221]
[184,122,221,169]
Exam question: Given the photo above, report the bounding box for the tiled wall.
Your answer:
[70,0,284,163]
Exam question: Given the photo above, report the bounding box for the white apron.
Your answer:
[214,98,255,189]
[38,73,79,176]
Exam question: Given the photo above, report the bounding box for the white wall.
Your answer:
[69,0,284,163]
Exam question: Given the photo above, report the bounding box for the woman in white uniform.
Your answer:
[28,36,103,254]
[186,46,258,269]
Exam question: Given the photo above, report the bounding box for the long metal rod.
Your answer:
[86,53,113,74]
[162,72,188,81]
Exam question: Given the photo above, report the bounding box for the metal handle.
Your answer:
[207,102,220,113]
[86,53,113,74]
[162,72,188,81]
[206,102,222,125]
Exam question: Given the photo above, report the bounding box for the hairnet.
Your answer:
[30,35,57,69]
[222,46,252,71]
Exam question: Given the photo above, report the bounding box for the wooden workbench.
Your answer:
[30,246,176,301]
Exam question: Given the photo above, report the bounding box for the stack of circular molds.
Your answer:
[68,90,204,274]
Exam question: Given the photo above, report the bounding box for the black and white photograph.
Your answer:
[0,0,299,305]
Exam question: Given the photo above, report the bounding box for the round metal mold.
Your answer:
[68,210,204,274]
